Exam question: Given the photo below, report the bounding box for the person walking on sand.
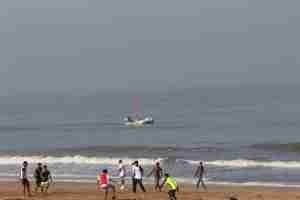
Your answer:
[97,169,116,200]
[160,173,179,200]
[19,161,32,197]
[132,160,146,193]
[131,161,136,193]
[194,161,207,190]
[41,165,53,193]
[34,163,43,193]
[118,159,126,191]
[147,161,163,191]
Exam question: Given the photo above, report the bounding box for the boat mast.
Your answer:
[133,96,140,118]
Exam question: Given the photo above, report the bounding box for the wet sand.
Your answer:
[1,181,300,200]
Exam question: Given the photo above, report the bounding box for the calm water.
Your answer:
[1,85,300,186]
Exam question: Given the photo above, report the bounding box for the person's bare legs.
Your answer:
[45,185,50,193]
[109,185,116,199]
[168,190,177,200]
[27,183,31,195]
[23,183,26,198]
[201,179,207,190]
[155,177,161,192]
[104,189,108,200]
[197,177,207,190]
[42,183,50,194]
[34,181,42,193]
[137,179,146,192]
[120,178,125,191]
[103,185,116,200]
[23,180,31,197]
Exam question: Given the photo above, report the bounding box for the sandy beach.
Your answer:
[1,181,300,200]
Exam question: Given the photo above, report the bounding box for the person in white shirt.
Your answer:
[118,160,126,191]
[20,161,32,197]
[132,161,146,193]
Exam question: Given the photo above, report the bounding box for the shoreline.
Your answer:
[1,181,300,200]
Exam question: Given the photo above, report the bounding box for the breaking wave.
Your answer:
[0,155,163,165]
[179,159,300,168]
[1,155,300,169]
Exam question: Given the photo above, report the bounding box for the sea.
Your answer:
[1,84,300,187]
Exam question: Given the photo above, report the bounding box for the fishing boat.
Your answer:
[124,97,154,127]
[124,116,154,127]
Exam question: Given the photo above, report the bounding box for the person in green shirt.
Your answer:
[160,173,179,200]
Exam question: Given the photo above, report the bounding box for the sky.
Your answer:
[0,0,300,93]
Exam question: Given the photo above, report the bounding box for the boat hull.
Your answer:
[124,117,154,127]
[125,122,145,127]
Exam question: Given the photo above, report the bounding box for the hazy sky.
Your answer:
[0,0,300,93]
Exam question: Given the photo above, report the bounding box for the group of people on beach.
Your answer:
[19,161,53,197]
[19,159,206,200]
[97,160,207,200]
[97,160,179,200]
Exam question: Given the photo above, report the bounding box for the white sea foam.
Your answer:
[179,159,300,168]
[0,155,163,165]
[1,156,300,169]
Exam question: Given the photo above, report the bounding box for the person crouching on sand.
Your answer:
[41,165,53,193]
[97,169,116,200]
[34,162,43,193]
[160,173,179,200]
[20,161,32,197]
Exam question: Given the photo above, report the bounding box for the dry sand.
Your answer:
[1,181,300,200]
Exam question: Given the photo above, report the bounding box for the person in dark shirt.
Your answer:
[147,162,163,191]
[41,165,53,193]
[193,162,207,190]
[34,163,43,193]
